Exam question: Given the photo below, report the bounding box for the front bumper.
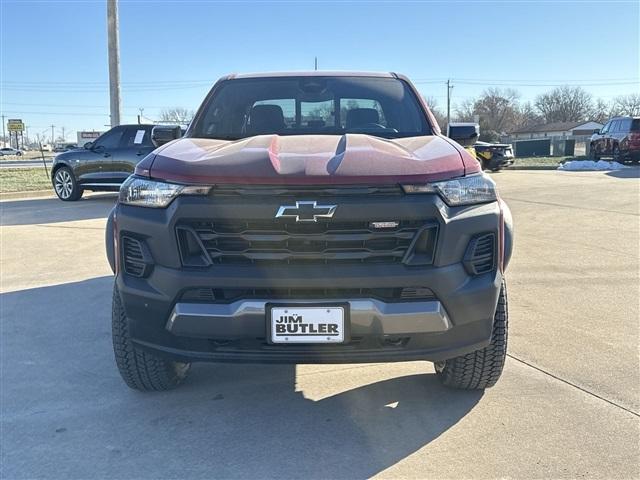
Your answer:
[629,150,640,161]
[489,155,514,170]
[111,190,511,364]
[167,299,451,338]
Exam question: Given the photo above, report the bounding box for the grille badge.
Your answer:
[275,201,337,223]
[370,221,400,229]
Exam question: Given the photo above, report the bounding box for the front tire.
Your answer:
[435,279,508,390]
[53,166,83,201]
[112,284,191,391]
[612,146,623,163]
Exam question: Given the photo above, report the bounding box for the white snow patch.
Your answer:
[558,160,627,171]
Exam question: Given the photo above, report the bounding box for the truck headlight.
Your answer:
[402,173,497,206]
[119,176,211,208]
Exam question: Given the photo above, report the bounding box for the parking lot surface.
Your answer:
[1,170,639,479]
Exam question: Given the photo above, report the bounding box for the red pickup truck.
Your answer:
[106,72,514,392]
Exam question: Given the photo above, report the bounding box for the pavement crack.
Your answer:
[507,353,639,417]
[35,224,104,231]
[501,197,639,217]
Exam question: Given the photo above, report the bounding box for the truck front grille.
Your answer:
[177,219,436,266]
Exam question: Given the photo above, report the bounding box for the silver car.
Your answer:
[0,147,22,156]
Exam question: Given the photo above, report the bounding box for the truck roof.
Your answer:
[226,71,398,80]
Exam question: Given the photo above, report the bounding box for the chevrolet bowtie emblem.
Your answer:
[275,201,337,222]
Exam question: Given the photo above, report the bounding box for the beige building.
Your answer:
[510,121,603,140]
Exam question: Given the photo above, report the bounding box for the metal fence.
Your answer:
[504,135,592,157]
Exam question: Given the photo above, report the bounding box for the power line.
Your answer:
[0,110,110,117]
[452,81,638,87]
[4,76,636,85]
[2,75,636,86]
[411,80,447,84]
[446,77,638,82]
[0,102,186,109]
[414,78,638,87]
[1,84,212,92]
[1,79,214,85]
[2,79,636,93]
[2,102,109,108]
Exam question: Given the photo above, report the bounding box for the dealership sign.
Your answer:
[78,131,102,140]
[77,131,104,147]
[7,119,24,132]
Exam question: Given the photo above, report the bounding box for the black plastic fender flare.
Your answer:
[501,200,514,271]
[106,207,116,273]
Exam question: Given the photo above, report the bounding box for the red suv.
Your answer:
[590,116,640,163]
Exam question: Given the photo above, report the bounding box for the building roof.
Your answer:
[510,121,602,134]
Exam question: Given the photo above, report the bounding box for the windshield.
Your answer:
[190,76,431,140]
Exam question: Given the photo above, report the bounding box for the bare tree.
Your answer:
[513,101,541,130]
[612,94,640,116]
[424,96,446,131]
[534,86,594,123]
[591,98,615,123]
[159,107,195,124]
[453,89,522,139]
[473,88,520,133]
[454,99,476,123]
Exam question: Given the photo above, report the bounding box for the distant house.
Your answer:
[509,121,603,140]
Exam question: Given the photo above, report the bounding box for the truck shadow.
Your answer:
[1,276,482,479]
[605,165,640,179]
[176,364,483,479]
[0,193,116,226]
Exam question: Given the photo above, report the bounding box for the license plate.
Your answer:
[269,306,345,344]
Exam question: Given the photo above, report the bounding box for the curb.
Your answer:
[0,189,54,201]
[505,165,560,171]
[0,159,53,164]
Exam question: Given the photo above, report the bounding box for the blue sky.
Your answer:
[1,0,638,141]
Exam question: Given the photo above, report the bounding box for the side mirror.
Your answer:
[447,123,480,147]
[151,125,182,147]
[84,141,93,150]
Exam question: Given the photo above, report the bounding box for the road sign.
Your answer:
[7,119,24,132]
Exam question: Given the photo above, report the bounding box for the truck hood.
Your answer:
[139,134,468,185]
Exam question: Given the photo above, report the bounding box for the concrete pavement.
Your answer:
[498,169,640,413]
[1,171,638,479]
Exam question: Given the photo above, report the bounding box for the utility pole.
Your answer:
[107,0,121,127]
[1,115,5,148]
[314,56,318,71]
[50,125,55,145]
[446,79,454,129]
[61,126,66,142]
